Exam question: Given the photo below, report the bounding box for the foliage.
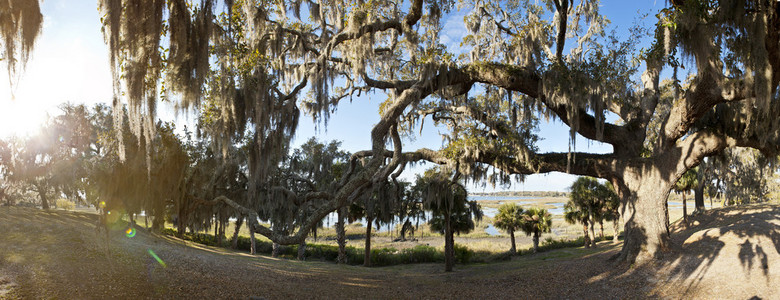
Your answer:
[9,0,780,264]
[55,199,75,210]
[520,207,552,238]
[494,203,524,234]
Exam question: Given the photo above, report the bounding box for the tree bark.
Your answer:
[297,238,306,260]
[272,242,280,258]
[682,192,688,226]
[588,210,597,248]
[614,173,674,264]
[214,214,219,245]
[509,229,516,254]
[444,214,454,271]
[40,189,49,210]
[583,224,591,248]
[364,217,373,267]
[249,224,257,255]
[231,216,243,249]
[693,169,706,213]
[599,220,605,240]
[532,230,540,253]
[336,207,347,264]
[664,200,670,235]
[613,218,620,243]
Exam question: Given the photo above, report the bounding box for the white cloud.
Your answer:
[440,11,470,57]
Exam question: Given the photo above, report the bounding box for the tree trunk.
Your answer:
[364,217,373,267]
[231,216,243,249]
[532,230,540,253]
[614,173,674,264]
[272,242,280,258]
[444,214,454,272]
[664,200,670,235]
[587,210,597,248]
[214,215,219,245]
[583,224,591,248]
[218,220,225,246]
[599,220,605,240]
[613,218,620,243]
[682,192,688,226]
[509,230,516,254]
[40,191,49,210]
[249,224,257,255]
[297,238,306,260]
[694,173,705,212]
[336,207,347,264]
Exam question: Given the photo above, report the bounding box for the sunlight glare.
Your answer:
[147,249,167,268]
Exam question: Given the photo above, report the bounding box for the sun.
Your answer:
[0,95,49,138]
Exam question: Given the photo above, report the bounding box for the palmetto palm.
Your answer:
[494,203,524,254]
[418,169,482,272]
[521,207,552,253]
[674,167,699,226]
[564,201,591,247]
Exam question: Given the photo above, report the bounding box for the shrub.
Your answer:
[56,199,75,210]
[453,243,474,264]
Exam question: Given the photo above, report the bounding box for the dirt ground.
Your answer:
[1,204,778,299]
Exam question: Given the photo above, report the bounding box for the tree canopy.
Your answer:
[5,0,780,264]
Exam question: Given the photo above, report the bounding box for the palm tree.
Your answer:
[418,169,482,272]
[564,201,591,247]
[521,207,552,253]
[569,177,601,247]
[598,182,621,243]
[493,203,524,254]
[674,167,699,226]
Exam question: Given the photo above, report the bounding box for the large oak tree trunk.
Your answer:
[336,207,347,264]
[613,218,620,243]
[444,214,454,272]
[615,171,674,264]
[364,217,373,267]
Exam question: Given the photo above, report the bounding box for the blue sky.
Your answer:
[0,0,667,192]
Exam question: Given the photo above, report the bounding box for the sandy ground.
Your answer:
[1,204,778,299]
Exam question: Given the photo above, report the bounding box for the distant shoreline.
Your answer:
[471,191,569,198]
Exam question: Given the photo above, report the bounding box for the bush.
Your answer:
[453,243,474,264]
[56,199,75,210]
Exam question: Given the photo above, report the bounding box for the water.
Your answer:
[320,211,432,233]
[546,202,566,216]
[469,195,537,202]
[482,207,498,218]
[485,224,500,236]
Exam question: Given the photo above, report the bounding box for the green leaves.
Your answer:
[520,207,552,237]
[494,202,524,233]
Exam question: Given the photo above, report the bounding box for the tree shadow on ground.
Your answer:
[581,204,780,298]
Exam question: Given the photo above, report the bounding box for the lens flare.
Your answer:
[147,249,167,268]
[125,227,136,238]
